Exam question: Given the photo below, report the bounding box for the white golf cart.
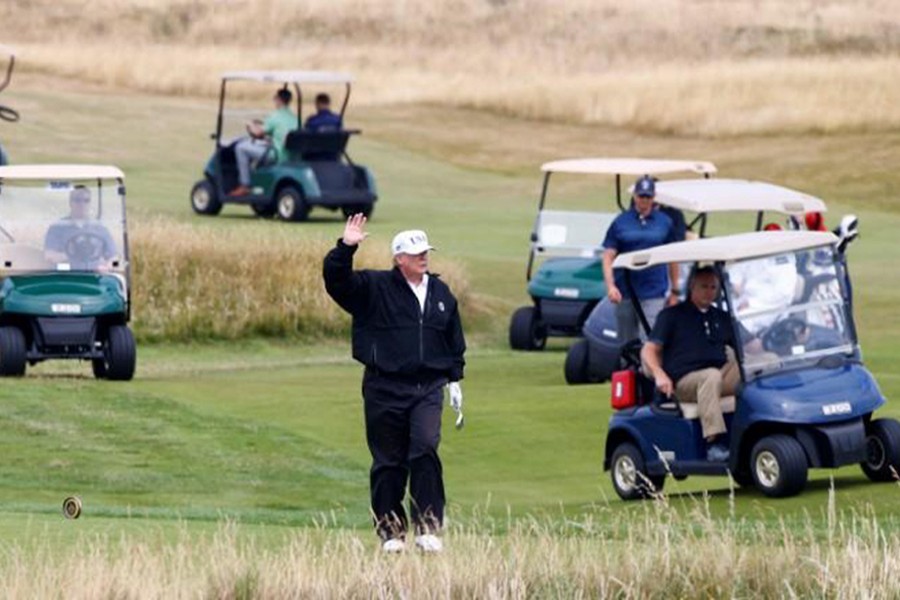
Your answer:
[510,158,716,351]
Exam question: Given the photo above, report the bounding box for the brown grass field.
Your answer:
[5,490,900,598]
[3,0,900,135]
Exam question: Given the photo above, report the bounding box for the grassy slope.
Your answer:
[0,78,898,546]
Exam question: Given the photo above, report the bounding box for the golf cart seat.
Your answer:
[660,395,736,420]
[284,129,356,161]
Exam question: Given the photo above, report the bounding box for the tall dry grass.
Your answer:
[5,490,900,598]
[130,218,471,342]
[3,0,900,136]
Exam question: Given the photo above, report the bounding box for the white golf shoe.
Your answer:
[381,538,406,553]
[415,534,443,553]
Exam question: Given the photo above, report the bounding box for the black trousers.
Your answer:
[362,370,446,540]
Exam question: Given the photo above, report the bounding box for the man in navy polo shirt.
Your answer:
[602,175,681,343]
[641,266,755,461]
[305,93,342,132]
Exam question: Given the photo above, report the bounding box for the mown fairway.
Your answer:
[0,77,898,556]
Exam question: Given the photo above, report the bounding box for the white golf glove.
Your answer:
[447,381,463,413]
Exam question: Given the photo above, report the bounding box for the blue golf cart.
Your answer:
[565,179,833,384]
[509,158,716,351]
[604,230,899,498]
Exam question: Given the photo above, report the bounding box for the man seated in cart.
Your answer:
[641,266,768,462]
[44,185,118,271]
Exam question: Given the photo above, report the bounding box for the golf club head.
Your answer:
[835,214,859,254]
[455,410,465,430]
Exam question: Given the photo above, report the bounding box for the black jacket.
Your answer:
[323,240,466,381]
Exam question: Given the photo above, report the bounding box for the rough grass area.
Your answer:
[129,218,472,342]
[2,1,900,135]
[4,495,900,598]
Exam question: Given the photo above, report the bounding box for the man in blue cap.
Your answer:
[602,175,681,343]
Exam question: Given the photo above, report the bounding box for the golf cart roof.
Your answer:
[221,70,353,85]
[540,158,717,176]
[654,179,827,214]
[613,230,838,270]
[0,165,125,181]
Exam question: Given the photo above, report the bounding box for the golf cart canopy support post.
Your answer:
[0,45,15,95]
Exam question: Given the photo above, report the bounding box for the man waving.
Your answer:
[323,214,466,553]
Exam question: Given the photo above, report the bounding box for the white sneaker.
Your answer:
[415,534,443,553]
[382,538,406,553]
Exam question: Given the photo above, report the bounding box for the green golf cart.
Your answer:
[509,158,716,351]
[0,45,19,166]
[0,165,135,380]
[190,70,377,221]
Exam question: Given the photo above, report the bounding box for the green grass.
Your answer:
[0,76,899,550]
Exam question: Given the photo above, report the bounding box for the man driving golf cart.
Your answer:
[43,185,117,270]
[230,88,299,197]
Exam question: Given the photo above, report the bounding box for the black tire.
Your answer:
[750,435,808,497]
[91,358,107,379]
[730,469,755,488]
[564,339,589,384]
[276,186,310,222]
[102,325,136,381]
[860,419,900,482]
[610,442,665,501]
[341,204,374,219]
[190,180,222,216]
[0,326,26,376]
[508,306,547,351]
[251,202,276,218]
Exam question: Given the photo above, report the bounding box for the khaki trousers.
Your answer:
[674,359,740,439]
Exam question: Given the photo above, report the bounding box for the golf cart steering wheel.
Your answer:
[65,232,107,265]
[762,317,807,354]
[0,105,19,123]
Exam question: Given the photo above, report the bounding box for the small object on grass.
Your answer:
[62,496,82,519]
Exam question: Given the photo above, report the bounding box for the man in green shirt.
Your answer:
[231,88,299,196]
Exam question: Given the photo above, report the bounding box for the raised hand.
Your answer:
[342,213,369,246]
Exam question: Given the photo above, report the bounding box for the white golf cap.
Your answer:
[391,230,434,256]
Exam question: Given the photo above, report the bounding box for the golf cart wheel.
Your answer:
[103,325,136,381]
[251,202,276,218]
[508,306,546,351]
[276,186,310,222]
[341,204,374,219]
[0,326,26,376]
[610,442,665,501]
[730,469,755,488]
[564,339,589,384]
[750,435,808,498]
[91,358,107,379]
[190,180,222,216]
[860,419,900,482]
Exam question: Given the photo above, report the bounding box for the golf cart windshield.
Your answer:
[726,245,854,379]
[0,177,127,276]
